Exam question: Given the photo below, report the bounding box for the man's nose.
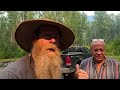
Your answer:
[97,50,101,54]
[49,38,56,43]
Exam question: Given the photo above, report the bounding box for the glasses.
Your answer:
[39,33,59,40]
[92,39,104,42]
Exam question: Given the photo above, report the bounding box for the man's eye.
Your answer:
[44,34,52,39]
[100,49,104,52]
[94,50,98,52]
[45,34,51,37]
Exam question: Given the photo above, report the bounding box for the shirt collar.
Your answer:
[92,56,108,66]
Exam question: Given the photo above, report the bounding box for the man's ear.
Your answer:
[32,40,36,46]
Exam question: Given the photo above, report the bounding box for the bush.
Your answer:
[0,45,27,59]
[106,39,120,56]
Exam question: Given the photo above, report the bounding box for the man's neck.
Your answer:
[94,58,106,73]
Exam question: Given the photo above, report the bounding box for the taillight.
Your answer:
[65,55,71,67]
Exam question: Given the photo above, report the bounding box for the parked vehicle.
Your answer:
[61,46,92,79]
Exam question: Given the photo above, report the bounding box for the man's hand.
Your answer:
[75,64,89,79]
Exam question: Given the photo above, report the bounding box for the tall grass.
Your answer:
[0,58,19,63]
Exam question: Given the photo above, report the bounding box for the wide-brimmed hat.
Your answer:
[15,19,75,52]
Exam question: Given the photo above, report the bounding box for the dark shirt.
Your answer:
[80,57,120,79]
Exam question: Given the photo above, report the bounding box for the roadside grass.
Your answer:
[0,58,19,63]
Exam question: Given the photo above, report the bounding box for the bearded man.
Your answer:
[0,19,75,79]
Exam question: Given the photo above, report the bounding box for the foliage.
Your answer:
[111,39,120,55]
[0,11,120,59]
[106,39,120,56]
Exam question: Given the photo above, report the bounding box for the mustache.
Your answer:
[32,43,62,79]
[43,43,59,51]
[32,42,61,58]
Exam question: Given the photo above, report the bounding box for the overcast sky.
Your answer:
[80,11,120,16]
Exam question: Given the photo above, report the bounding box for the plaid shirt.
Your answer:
[80,57,120,79]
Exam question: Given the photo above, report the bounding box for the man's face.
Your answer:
[31,26,63,79]
[37,26,60,51]
[91,41,105,63]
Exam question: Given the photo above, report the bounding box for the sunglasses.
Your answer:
[92,39,104,42]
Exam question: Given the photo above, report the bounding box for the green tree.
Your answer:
[91,11,111,43]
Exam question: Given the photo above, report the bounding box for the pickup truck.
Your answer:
[61,46,92,79]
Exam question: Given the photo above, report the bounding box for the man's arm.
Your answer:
[0,70,19,79]
[118,63,120,79]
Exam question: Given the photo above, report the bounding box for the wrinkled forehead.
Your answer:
[91,41,105,48]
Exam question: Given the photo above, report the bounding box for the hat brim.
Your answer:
[15,19,75,52]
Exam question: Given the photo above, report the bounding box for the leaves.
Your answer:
[0,11,120,58]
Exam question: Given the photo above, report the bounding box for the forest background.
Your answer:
[0,11,120,62]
